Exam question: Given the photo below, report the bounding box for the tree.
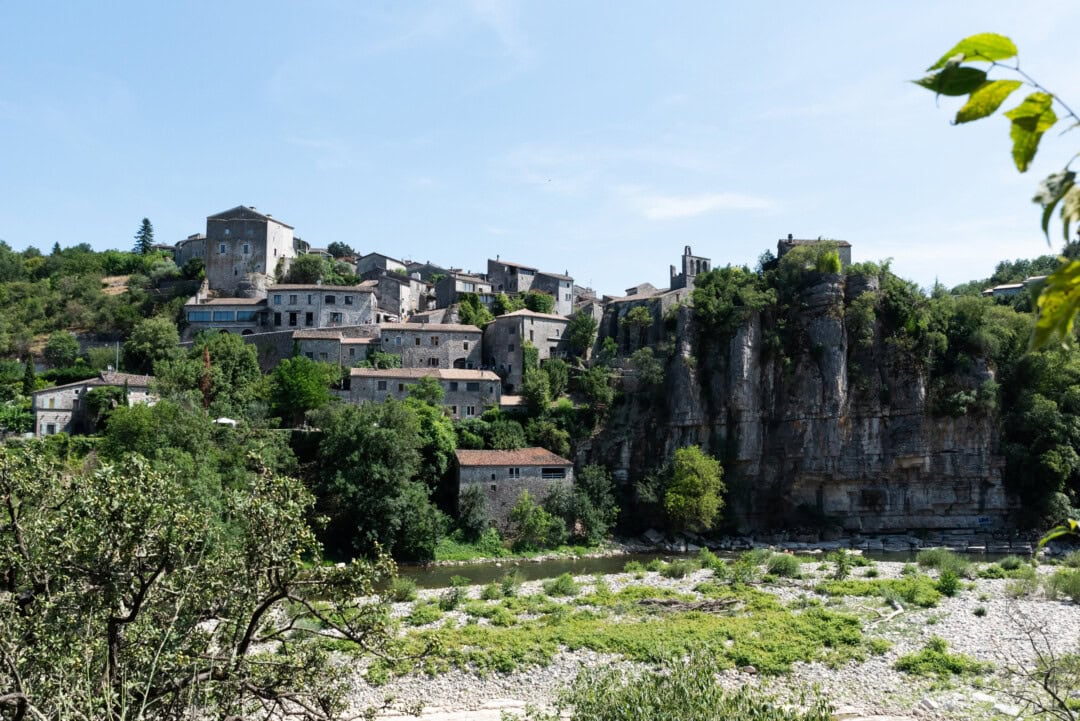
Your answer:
[492,292,526,316]
[133,217,154,254]
[664,446,725,532]
[567,309,598,359]
[916,33,1080,348]
[122,315,181,374]
[406,375,445,405]
[620,305,654,350]
[21,356,35,397]
[692,267,776,337]
[285,254,327,284]
[456,484,492,540]
[507,489,567,551]
[270,356,337,425]
[526,418,571,458]
[522,367,551,415]
[630,347,665,386]
[43,330,80,368]
[524,290,555,314]
[458,292,494,327]
[327,241,355,258]
[0,444,400,721]
[543,358,569,398]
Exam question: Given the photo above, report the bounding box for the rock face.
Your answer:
[590,273,1011,532]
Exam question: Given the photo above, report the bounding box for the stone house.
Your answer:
[486,259,575,316]
[293,328,379,366]
[405,261,453,282]
[173,233,207,267]
[369,271,433,319]
[357,252,407,277]
[268,284,376,329]
[204,206,298,296]
[184,296,268,335]
[455,447,574,528]
[349,368,501,419]
[777,234,852,268]
[483,310,571,392]
[435,272,494,310]
[377,323,483,369]
[32,371,155,437]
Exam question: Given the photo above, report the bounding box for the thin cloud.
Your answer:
[632,191,774,220]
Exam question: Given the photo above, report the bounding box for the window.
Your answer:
[308,294,314,304]
[395,337,402,346]
[273,294,282,305]
[325,295,336,304]
[212,310,234,322]
[450,405,458,415]
[449,382,459,391]
[345,295,353,306]
[490,483,497,491]
[397,383,405,392]
[508,467,520,479]
[330,312,342,324]
[349,348,356,358]
[529,330,534,341]
[246,228,253,238]
[377,380,387,390]
[236,310,257,321]
[289,294,298,304]
[319,352,328,361]
[46,424,56,435]
[224,229,230,236]
[508,344,515,352]
[242,243,249,255]
[48,398,55,409]
[305,352,314,360]
[218,243,226,254]
[415,337,421,346]
[542,468,567,479]
[509,327,516,335]
[427,358,439,367]
[430,336,439,346]
[466,382,480,391]
[187,310,212,322]
[462,282,475,292]
[305,312,314,326]
[274,312,282,326]
[466,406,476,417]
[288,313,298,326]
[463,341,470,350]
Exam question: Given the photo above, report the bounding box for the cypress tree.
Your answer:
[22,357,35,397]
[134,218,154,255]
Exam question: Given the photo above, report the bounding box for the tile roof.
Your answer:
[494,309,569,322]
[456,447,573,467]
[188,297,267,306]
[34,371,154,394]
[271,283,375,291]
[207,205,294,229]
[350,368,500,381]
[488,258,538,271]
[380,322,482,333]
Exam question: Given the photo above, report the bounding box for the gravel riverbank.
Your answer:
[348,558,1080,720]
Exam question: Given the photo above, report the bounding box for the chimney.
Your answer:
[788,233,793,241]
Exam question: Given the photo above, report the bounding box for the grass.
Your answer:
[389,577,417,602]
[659,559,701,579]
[1043,568,1080,603]
[432,528,601,562]
[766,553,802,579]
[543,573,581,597]
[916,548,970,577]
[895,636,991,679]
[815,576,943,608]
[405,601,443,626]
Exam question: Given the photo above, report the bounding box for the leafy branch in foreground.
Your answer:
[0,444,408,721]
[917,33,1080,348]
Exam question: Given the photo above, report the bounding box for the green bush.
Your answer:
[406,601,443,626]
[500,569,524,597]
[480,582,504,601]
[623,560,646,573]
[660,559,700,579]
[916,548,970,577]
[1044,568,1080,603]
[742,548,772,565]
[863,567,880,578]
[936,570,960,597]
[999,555,1025,571]
[827,549,852,580]
[977,564,1006,579]
[389,577,418,602]
[543,573,581,597]
[895,637,991,678]
[696,547,725,571]
[973,606,987,617]
[557,653,833,721]
[646,558,666,572]
[439,586,465,611]
[766,553,802,578]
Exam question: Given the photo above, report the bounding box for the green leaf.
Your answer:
[1036,520,1080,556]
[1004,92,1057,172]
[1062,185,1080,242]
[954,80,1022,123]
[928,33,1018,70]
[1032,170,1076,240]
[914,67,987,97]
[1033,260,1080,349]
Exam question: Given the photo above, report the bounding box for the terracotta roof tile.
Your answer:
[456,447,573,467]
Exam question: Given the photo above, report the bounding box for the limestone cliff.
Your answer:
[588,272,1010,533]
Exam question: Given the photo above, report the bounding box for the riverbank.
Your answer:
[348,554,1080,720]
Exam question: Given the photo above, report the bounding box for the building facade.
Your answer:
[204,206,297,295]
[377,323,483,369]
[349,368,501,419]
[456,447,574,528]
[268,284,376,329]
[483,310,571,392]
[435,272,494,310]
[357,252,407,277]
[32,371,154,437]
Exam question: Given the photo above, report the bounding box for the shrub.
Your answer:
[389,577,418,602]
[742,548,772,565]
[500,569,524,598]
[646,558,666,572]
[480,583,504,601]
[895,637,991,678]
[767,553,802,578]
[863,567,880,578]
[973,606,987,617]
[1044,568,1080,603]
[916,548,970,577]
[439,586,465,611]
[697,548,724,571]
[868,638,893,655]
[623,560,646,573]
[406,601,443,626]
[660,559,700,579]
[936,570,961,597]
[999,555,1025,571]
[978,564,1006,579]
[543,573,581,597]
[827,549,852,580]
[558,653,833,721]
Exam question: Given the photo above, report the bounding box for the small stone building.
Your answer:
[483,310,571,392]
[204,206,298,296]
[377,322,483,369]
[456,447,575,528]
[486,258,574,316]
[777,235,852,268]
[33,371,155,437]
[435,272,494,310]
[349,368,501,419]
[268,284,376,329]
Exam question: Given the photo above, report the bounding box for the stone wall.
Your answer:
[459,466,573,528]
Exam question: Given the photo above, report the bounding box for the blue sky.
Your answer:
[2,2,1079,296]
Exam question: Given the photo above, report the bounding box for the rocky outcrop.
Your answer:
[590,273,1010,533]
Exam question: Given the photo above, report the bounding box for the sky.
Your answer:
[2,1,1080,297]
